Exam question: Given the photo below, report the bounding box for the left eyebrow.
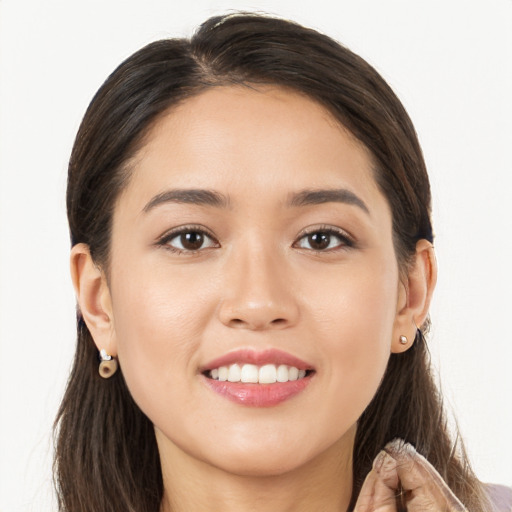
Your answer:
[287,188,370,215]
[142,188,230,213]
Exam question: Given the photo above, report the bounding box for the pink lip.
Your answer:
[200,348,315,407]
[201,348,313,372]
[203,376,312,407]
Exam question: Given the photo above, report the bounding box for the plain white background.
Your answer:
[0,1,511,510]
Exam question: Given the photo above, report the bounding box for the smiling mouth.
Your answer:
[204,364,314,384]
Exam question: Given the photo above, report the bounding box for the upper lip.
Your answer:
[201,348,314,372]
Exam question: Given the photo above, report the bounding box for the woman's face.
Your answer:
[106,85,405,476]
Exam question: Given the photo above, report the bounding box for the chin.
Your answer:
[207,447,313,478]
[198,426,348,479]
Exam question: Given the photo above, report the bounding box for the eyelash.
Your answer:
[157,225,355,254]
[293,226,354,252]
[157,225,219,254]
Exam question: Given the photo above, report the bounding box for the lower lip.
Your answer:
[203,375,312,407]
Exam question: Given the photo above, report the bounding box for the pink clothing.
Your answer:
[487,483,512,511]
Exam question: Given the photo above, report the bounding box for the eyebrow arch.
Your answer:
[142,189,230,213]
[287,188,370,214]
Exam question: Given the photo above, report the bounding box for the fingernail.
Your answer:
[384,438,416,458]
[373,450,396,475]
[372,450,387,470]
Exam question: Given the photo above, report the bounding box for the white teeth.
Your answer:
[288,366,299,381]
[240,364,259,383]
[276,364,289,382]
[218,366,228,381]
[208,363,309,383]
[259,364,277,384]
[227,364,241,382]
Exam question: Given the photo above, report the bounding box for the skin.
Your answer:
[354,440,467,511]
[72,85,441,511]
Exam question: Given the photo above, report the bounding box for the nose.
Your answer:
[217,248,300,331]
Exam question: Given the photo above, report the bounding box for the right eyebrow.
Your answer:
[142,189,230,213]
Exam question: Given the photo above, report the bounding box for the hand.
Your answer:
[354,439,467,511]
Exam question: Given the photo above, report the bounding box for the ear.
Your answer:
[391,239,437,354]
[70,243,117,356]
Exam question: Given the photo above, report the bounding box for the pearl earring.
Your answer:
[98,349,118,378]
[399,335,408,345]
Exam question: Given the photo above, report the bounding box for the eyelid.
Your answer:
[293,225,355,250]
[156,224,220,252]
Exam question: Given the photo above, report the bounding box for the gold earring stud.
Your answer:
[98,349,118,378]
[399,335,408,345]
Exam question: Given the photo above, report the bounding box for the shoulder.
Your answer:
[486,483,512,512]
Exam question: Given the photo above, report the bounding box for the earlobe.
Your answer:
[70,243,117,356]
[391,240,437,354]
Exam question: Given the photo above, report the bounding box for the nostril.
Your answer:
[227,317,288,329]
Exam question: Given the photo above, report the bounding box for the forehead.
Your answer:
[120,85,385,213]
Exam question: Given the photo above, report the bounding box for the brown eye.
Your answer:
[307,232,330,250]
[180,232,204,250]
[295,229,351,251]
[163,228,218,252]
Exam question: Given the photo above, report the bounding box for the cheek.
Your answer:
[305,259,398,419]
[108,260,215,417]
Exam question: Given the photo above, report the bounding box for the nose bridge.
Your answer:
[218,239,298,330]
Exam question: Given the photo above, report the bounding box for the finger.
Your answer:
[354,450,401,512]
[384,439,467,512]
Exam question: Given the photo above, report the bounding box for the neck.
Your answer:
[157,427,355,512]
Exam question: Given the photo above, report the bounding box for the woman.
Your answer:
[54,12,508,511]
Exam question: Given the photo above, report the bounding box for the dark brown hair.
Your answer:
[55,12,489,511]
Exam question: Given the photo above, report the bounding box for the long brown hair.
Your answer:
[55,13,489,511]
